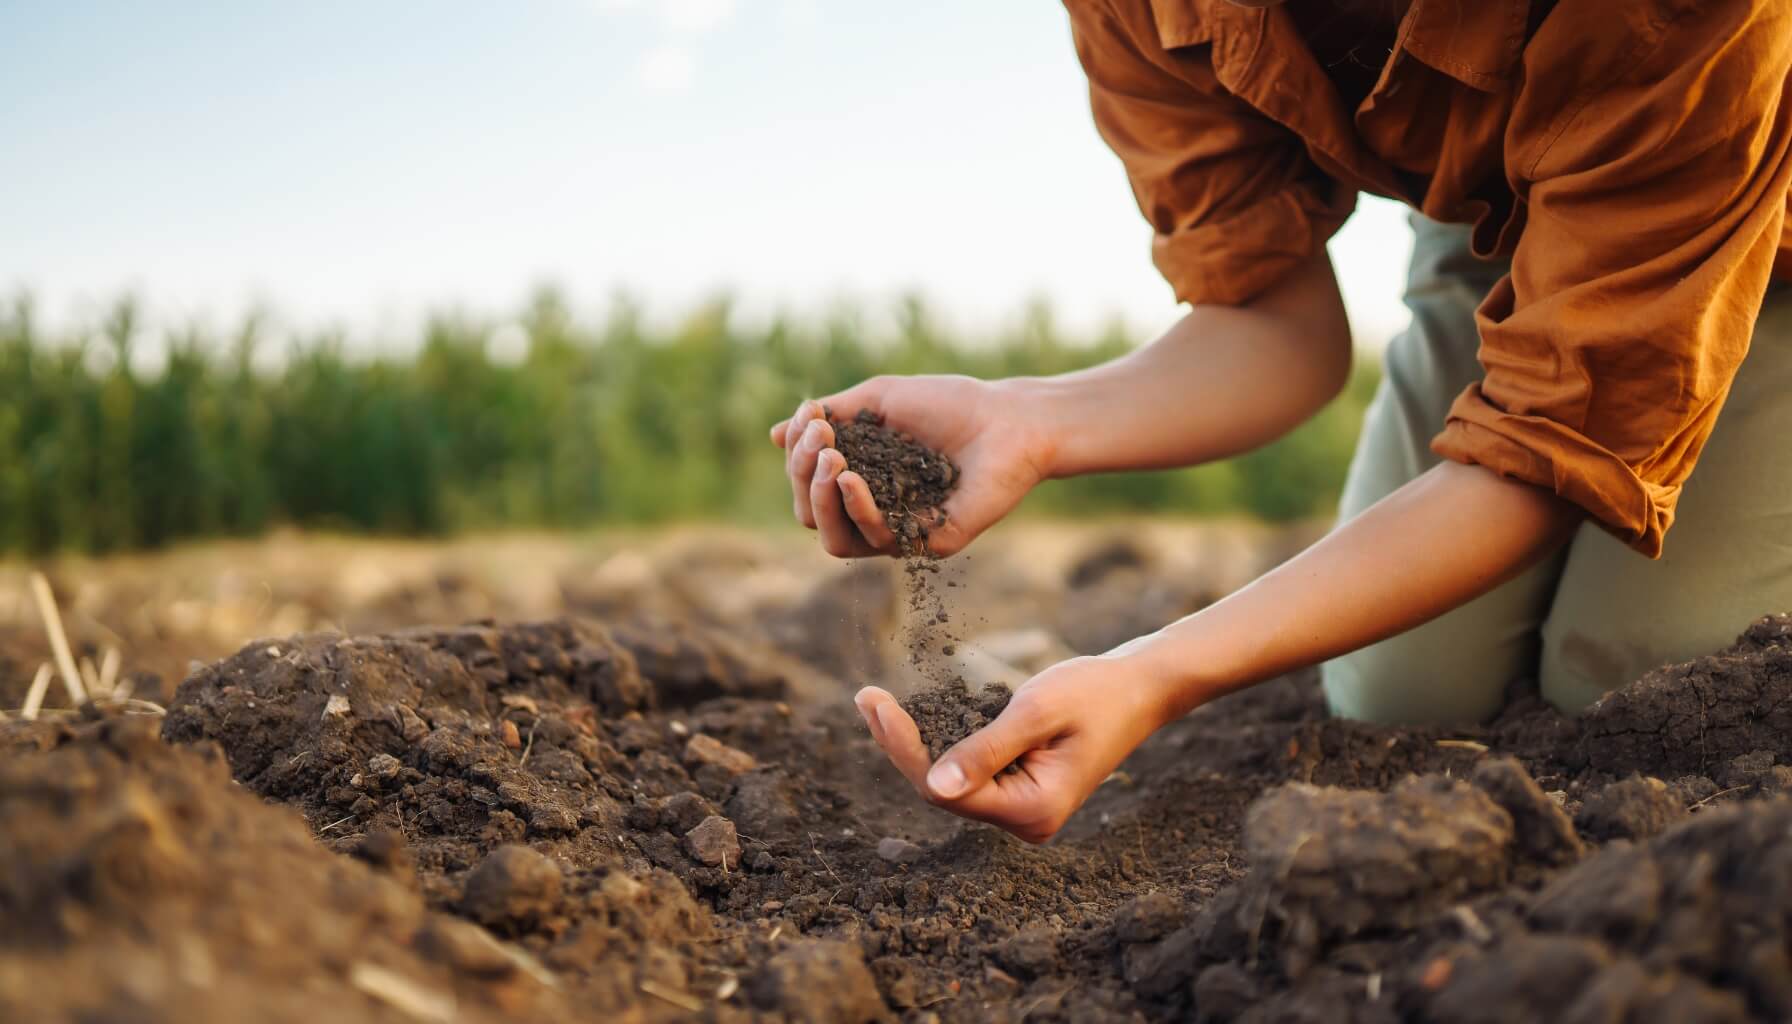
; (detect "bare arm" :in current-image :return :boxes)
[773,251,1354,556]
[1136,461,1582,717]
[1025,250,1354,477]
[856,460,1583,843]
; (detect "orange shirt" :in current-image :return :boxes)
[1066,0,1792,556]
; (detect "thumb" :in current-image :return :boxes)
[926,697,1052,800]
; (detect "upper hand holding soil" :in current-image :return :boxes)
[853,654,1173,844]
[770,375,1056,557]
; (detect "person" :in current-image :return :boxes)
[770,0,1792,844]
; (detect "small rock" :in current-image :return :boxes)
[528,804,578,836]
[982,964,1020,999]
[746,940,888,1023]
[1193,963,1261,1024]
[500,720,522,750]
[1575,776,1684,842]
[726,772,799,838]
[462,844,563,928]
[686,815,741,869]
[366,753,402,783]
[992,925,1058,979]
[1123,924,1200,998]
[1471,757,1584,866]
[876,837,922,865]
[498,694,539,715]
[683,734,758,776]
[1114,891,1182,943]
[1721,751,1778,791]
[657,791,721,833]
[395,704,429,744]
[351,828,411,875]
[322,694,351,720]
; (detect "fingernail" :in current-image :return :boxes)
[804,419,825,446]
[928,761,968,799]
[818,450,840,479]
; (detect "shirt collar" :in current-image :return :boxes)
[1147,1,1532,93]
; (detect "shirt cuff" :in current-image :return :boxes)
[1151,182,1355,307]
[1432,384,1680,558]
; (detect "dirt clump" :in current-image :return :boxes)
[746,939,889,1023]
[829,409,958,553]
[462,844,564,930]
[1430,798,1792,1021]
[1574,776,1684,842]
[1577,616,1792,777]
[900,676,1014,763]
[0,716,563,1023]
[1238,775,1519,966]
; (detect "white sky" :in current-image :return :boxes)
[0,0,1415,347]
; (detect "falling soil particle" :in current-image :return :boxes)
[829,408,968,690]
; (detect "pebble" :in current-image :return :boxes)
[686,815,741,869]
[366,753,402,782]
[462,844,563,927]
[683,734,758,776]
[500,720,522,750]
[876,837,922,864]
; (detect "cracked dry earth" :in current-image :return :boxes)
[8,602,1792,1022]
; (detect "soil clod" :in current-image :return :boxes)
[829,409,958,552]
[900,677,1013,763]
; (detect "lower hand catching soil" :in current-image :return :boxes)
[770,375,1056,557]
[854,652,1170,844]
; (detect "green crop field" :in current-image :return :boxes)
[0,290,1377,555]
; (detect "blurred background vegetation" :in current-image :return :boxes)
[0,289,1379,555]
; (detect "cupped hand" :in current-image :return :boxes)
[852,654,1171,844]
[769,375,1055,558]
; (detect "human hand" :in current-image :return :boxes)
[853,654,1171,844]
[769,375,1056,558]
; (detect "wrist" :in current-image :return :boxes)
[989,375,1074,480]
[1107,619,1230,727]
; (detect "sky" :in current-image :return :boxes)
[0,0,1416,347]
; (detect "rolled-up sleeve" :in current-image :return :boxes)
[1064,0,1354,306]
[1433,0,1792,557]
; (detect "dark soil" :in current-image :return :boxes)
[829,409,957,553]
[9,599,1792,1021]
[900,677,1013,762]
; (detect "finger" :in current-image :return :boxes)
[788,418,832,528]
[858,689,934,793]
[931,765,1057,841]
[812,449,877,557]
[836,471,899,552]
[927,696,1052,801]
[770,419,790,446]
[853,687,887,745]
[783,400,824,477]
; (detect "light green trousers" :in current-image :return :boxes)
[1322,214,1792,725]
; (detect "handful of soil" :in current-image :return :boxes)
[829,409,958,553]
[901,678,1015,765]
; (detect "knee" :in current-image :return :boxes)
[1322,636,1513,726]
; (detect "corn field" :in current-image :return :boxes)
[0,289,1378,554]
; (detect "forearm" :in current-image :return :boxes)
[1012,253,1353,478]
[1125,461,1584,721]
